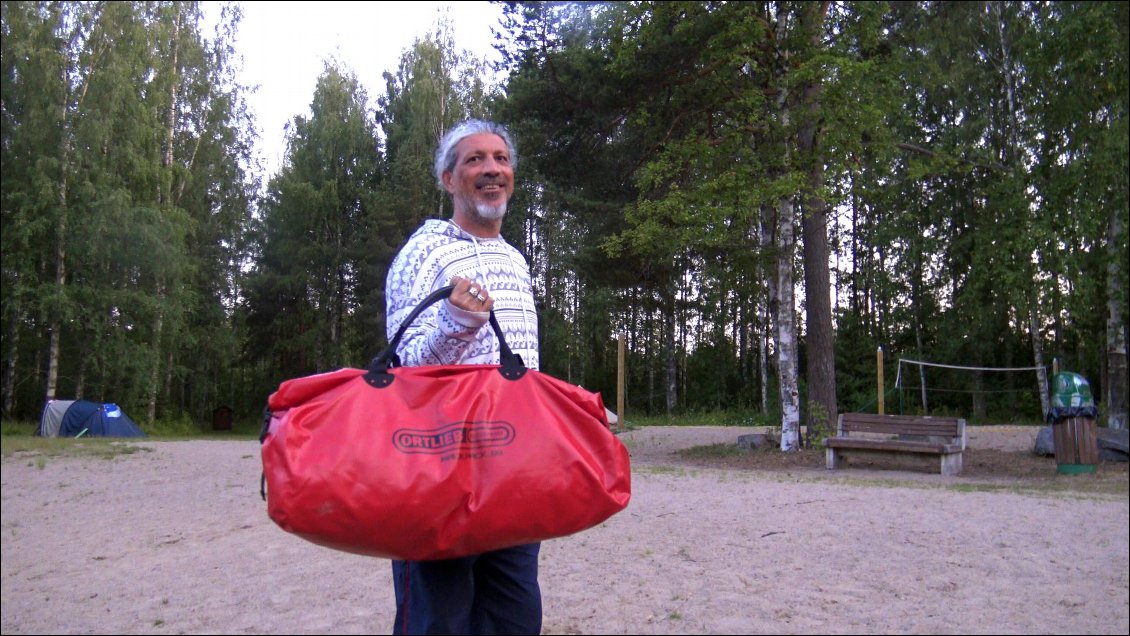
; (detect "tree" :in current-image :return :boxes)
[244,64,381,389]
[2,1,254,422]
[1,0,71,415]
[1027,2,1128,428]
[369,22,499,356]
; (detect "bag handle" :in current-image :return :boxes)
[364,285,526,387]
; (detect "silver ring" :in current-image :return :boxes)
[468,287,479,296]
[475,293,487,303]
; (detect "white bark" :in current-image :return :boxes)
[993,3,1052,420]
[760,303,769,414]
[773,5,801,451]
[1031,309,1051,417]
[776,195,801,452]
[45,4,104,404]
[755,214,770,414]
[759,206,776,419]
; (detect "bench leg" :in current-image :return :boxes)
[940,452,963,476]
[826,447,839,470]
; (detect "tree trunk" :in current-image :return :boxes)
[777,195,801,452]
[664,294,677,415]
[797,0,836,443]
[647,316,655,414]
[1107,206,1128,430]
[1030,307,1051,418]
[759,320,769,414]
[45,164,69,404]
[800,165,836,435]
[161,4,181,200]
[46,4,103,404]
[2,306,21,418]
[75,338,87,399]
[45,105,72,404]
[164,347,176,417]
[144,5,183,424]
[972,370,986,421]
[772,3,801,451]
[992,3,1053,422]
[145,293,165,425]
[759,204,775,417]
[915,326,928,413]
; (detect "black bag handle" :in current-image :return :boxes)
[364,285,526,387]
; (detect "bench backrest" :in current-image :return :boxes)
[838,413,966,447]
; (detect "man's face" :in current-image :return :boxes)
[443,133,514,221]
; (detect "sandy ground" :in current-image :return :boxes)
[2,426,1127,635]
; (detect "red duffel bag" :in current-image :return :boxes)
[260,285,631,560]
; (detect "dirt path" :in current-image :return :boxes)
[2,427,1126,634]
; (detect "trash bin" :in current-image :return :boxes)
[1046,372,1100,474]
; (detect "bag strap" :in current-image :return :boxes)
[364,284,526,387]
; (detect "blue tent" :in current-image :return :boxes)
[37,400,145,438]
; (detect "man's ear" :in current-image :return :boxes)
[441,171,456,194]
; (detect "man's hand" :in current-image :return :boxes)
[449,276,495,313]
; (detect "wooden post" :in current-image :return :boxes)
[617,333,626,431]
[877,346,885,415]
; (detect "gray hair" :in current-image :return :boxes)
[434,119,518,189]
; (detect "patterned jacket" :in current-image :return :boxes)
[385,219,539,370]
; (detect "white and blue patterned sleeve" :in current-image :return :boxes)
[385,235,487,367]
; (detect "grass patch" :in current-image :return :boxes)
[1,436,150,462]
[658,437,1128,500]
[817,473,1128,499]
[634,464,700,478]
[1,415,261,462]
[2,417,262,441]
[674,443,749,459]
[1,420,39,436]
[624,409,777,429]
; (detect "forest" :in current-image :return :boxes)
[2,1,1127,442]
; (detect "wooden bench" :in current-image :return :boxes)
[824,413,967,476]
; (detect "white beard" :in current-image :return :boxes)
[474,201,507,220]
[453,186,509,226]
[457,191,508,222]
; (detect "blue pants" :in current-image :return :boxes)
[391,542,542,635]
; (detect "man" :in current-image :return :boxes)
[384,119,541,635]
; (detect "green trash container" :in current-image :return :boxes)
[1047,372,1099,474]
[1052,372,1094,409]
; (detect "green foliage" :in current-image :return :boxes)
[3,2,1125,432]
[242,64,382,390]
[2,1,255,424]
